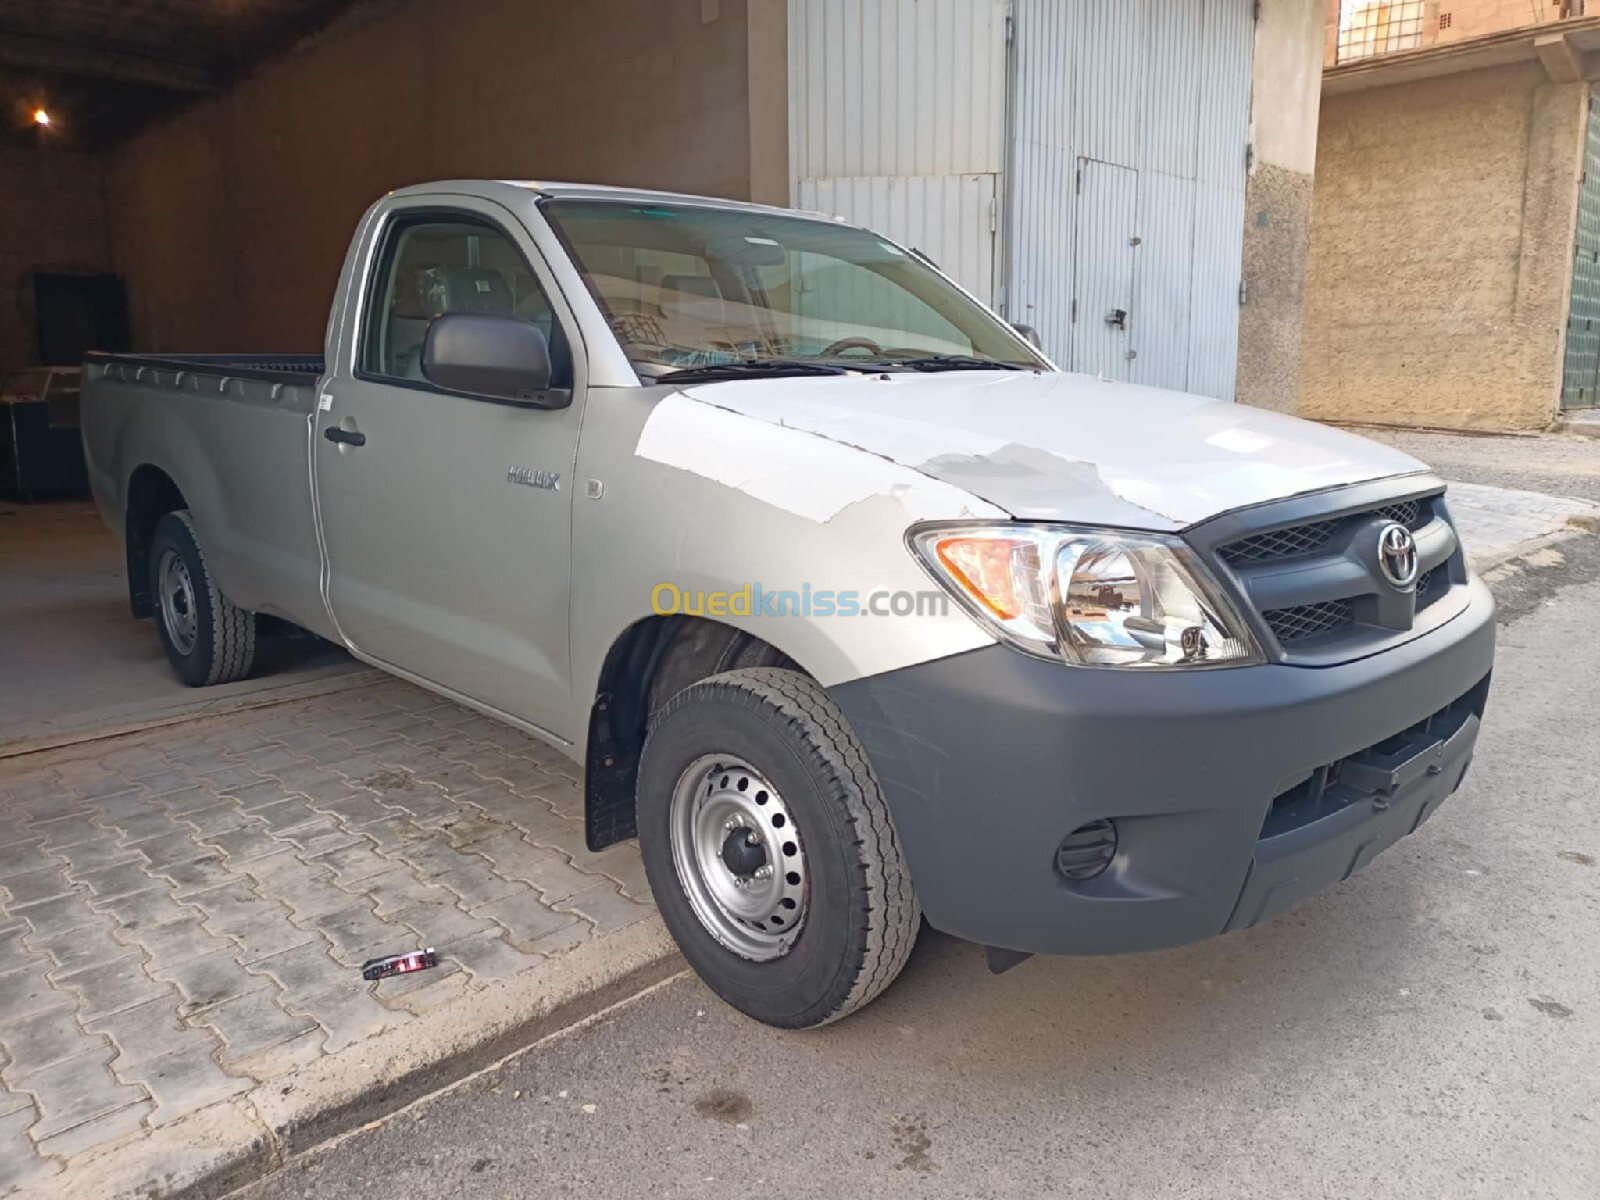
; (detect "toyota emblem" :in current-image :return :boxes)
[1377,522,1419,590]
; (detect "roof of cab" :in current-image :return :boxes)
[385,179,843,224]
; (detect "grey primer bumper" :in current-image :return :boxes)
[828,577,1496,957]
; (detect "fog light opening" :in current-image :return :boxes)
[1055,819,1118,881]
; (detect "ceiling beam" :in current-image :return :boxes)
[1534,31,1585,82]
[0,31,219,93]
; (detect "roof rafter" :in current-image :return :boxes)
[0,30,220,94]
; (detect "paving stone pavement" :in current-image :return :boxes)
[0,473,1587,1194]
[0,679,654,1191]
[1445,480,1599,567]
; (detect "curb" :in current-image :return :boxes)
[0,665,383,761]
[1552,413,1600,440]
[1465,517,1599,577]
[1322,418,1549,440]
[20,920,684,1200]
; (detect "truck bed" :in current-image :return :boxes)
[83,351,324,383]
[80,349,330,640]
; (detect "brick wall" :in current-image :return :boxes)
[1299,62,1584,430]
[1433,0,1577,44]
[0,148,111,373]
[1326,0,1578,65]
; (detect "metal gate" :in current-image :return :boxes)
[1562,88,1600,410]
[1005,0,1255,396]
[787,0,1008,306]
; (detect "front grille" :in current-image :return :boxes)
[1219,521,1339,565]
[1415,568,1435,606]
[1262,599,1355,643]
[1373,499,1422,527]
[1219,499,1426,567]
[1267,567,1445,644]
[1195,486,1466,663]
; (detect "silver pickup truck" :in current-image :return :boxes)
[82,180,1495,1028]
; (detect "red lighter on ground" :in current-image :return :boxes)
[361,948,438,981]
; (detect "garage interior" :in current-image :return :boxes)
[2,0,784,369]
[0,0,794,740]
[1,0,1326,743]
[0,0,387,742]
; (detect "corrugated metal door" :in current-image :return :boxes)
[1006,0,1254,397]
[1562,88,1600,410]
[1073,160,1138,380]
[787,0,1008,304]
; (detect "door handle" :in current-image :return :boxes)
[324,427,366,447]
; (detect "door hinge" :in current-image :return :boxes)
[1070,298,1079,323]
[1239,278,1249,306]
[1252,0,1261,21]
[1005,9,1015,42]
[989,195,998,233]
[1075,166,1083,195]
[1245,143,1254,171]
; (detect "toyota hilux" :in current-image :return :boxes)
[80,181,1494,1027]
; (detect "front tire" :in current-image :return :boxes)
[638,667,919,1028]
[148,510,258,687]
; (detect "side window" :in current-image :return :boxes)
[360,214,573,388]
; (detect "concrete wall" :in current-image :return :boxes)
[1237,0,1327,413]
[1300,62,1584,430]
[0,148,111,373]
[108,0,780,354]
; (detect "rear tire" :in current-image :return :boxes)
[148,510,258,687]
[638,667,919,1028]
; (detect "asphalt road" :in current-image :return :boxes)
[240,557,1600,1200]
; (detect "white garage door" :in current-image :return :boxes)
[787,0,1008,306]
[1006,0,1255,397]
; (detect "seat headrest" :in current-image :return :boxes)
[658,274,725,324]
[660,274,722,301]
[396,266,514,319]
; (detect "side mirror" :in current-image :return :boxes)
[422,313,566,407]
[1010,322,1043,350]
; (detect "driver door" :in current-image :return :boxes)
[313,200,583,737]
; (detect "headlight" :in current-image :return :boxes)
[909,523,1264,669]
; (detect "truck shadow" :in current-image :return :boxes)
[815,859,1447,1101]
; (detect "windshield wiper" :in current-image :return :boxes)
[656,359,849,385]
[865,354,1025,372]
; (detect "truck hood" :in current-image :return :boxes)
[679,370,1427,530]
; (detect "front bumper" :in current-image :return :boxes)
[828,576,1495,956]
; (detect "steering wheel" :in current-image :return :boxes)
[818,336,883,357]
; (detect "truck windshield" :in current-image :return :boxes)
[540,199,1044,378]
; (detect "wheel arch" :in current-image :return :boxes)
[583,615,798,851]
[125,464,188,618]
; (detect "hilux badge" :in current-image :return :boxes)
[508,466,560,491]
[1377,522,1419,590]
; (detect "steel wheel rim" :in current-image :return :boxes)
[668,754,809,961]
[157,548,198,656]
